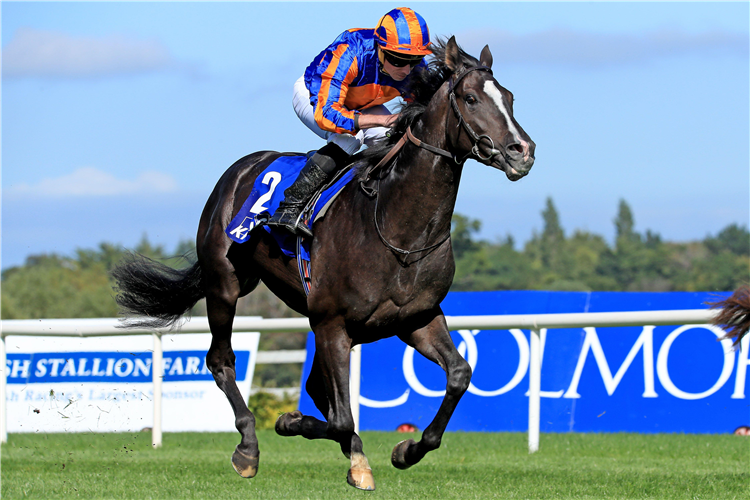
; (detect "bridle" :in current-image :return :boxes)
[447,65,504,164]
[366,64,502,262]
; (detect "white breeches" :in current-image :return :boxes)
[292,75,391,155]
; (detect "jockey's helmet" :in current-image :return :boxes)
[374,7,432,56]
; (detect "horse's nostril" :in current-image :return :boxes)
[507,144,523,155]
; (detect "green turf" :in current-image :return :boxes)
[1,431,747,499]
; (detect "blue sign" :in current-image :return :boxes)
[299,291,749,434]
[5,350,249,384]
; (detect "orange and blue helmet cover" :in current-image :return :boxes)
[375,7,431,56]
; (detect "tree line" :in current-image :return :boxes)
[451,198,748,293]
[2,198,747,322]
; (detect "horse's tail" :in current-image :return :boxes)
[111,252,205,330]
[709,284,750,347]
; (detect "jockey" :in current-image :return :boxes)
[266,7,432,238]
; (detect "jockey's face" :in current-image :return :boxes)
[379,49,420,81]
[382,58,412,81]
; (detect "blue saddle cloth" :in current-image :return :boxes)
[225,154,356,293]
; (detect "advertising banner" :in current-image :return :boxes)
[299,291,748,433]
[5,333,259,433]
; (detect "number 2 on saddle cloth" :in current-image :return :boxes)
[225,154,356,295]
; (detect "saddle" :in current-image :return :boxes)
[225,154,356,295]
[358,133,408,197]
[225,133,413,293]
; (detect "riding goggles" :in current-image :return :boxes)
[383,50,424,68]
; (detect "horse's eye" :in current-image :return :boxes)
[465,94,477,105]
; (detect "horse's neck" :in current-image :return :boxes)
[376,115,462,248]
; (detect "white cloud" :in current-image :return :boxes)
[456,28,749,67]
[2,27,174,78]
[9,167,178,197]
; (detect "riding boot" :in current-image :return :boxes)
[266,144,349,238]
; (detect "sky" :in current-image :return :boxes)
[2,1,748,271]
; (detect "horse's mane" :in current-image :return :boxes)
[354,38,480,173]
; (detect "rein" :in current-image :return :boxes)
[365,127,454,262]
[364,64,497,262]
[373,172,451,262]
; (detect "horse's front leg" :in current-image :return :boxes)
[392,311,472,469]
[313,320,375,491]
[203,261,260,479]
[276,352,334,439]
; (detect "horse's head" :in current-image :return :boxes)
[441,37,535,181]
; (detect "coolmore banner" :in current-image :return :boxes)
[5,333,259,433]
[299,291,749,434]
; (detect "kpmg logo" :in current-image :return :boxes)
[5,351,250,384]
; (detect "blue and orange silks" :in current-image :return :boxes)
[303,28,427,136]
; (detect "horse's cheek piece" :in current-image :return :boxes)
[448,66,506,165]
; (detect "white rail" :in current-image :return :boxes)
[0,316,310,447]
[1,309,718,452]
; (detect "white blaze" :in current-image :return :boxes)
[483,81,529,157]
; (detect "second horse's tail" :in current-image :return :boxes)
[111,252,205,330]
[710,285,750,347]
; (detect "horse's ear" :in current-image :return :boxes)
[479,45,493,69]
[445,36,461,72]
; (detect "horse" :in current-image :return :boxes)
[710,284,750,347]
[111,37,536,491]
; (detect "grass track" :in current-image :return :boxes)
[2,431,747,499]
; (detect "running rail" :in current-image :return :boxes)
[1,309,718,451]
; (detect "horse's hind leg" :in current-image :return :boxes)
[203,256,260,478]
[392,311,472,469]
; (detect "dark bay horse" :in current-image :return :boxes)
[112,37,536,490]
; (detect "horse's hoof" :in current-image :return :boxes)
[231,448,259,478]
[347,467,375,491]
[275,410,303,436]
[391,439,416,470]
